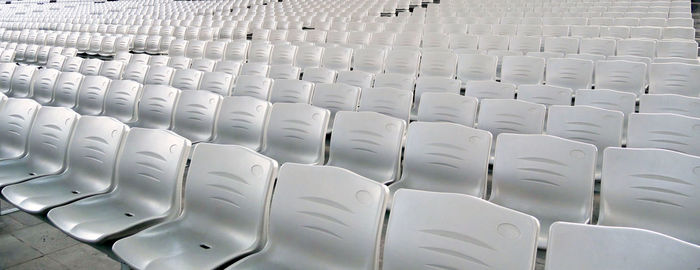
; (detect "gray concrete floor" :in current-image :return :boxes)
[0,199,121,270]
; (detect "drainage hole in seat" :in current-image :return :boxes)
[71,190,80,194]
[28,172,36,176]
[124,212,134,217]
[199,244,211,250]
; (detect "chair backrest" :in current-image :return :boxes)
[80,58,103,76]
[204,41,226,61]
[75,76,111,116]
[269,79,314,104]
[31,69,60,105]
[172,90,222,143]
[328,111,406,183]
[546,222,700,270]
[294,45,324,69]
[99,60,125,80]
[575,89,636,118]
[546,58,594,91]
[61,56,84,72]
[62,116,127,191]
[261,103,329,165]
[0,63,16,94]
[547,105,624,176]
[103,80,142,123]
[0,98,39,160]
[23,106,80,175]
[517,84,572,106]
[168,56,192,70]
[112,128,190,218]
[123,63,149,84]
[247,42,273,64]
[466,81,517,100]
[358,87,413,124]
[413,77,461,113]
[214,60,242,76]
[417,92,478,127]
[133,85,181,129]
[419,51,457,78]
[352,47,386,74]
[224,40,249,61]
[649,63,700,97]
[9,65,36,98]
[384,189,539,270]
[51,72,84,108]
[232,75,273,101]
[301,67,336,84]
[181,143,278,251]
[199,71,234,96]
[241,163,386,269]
[490,133,597,248]
[501,56,545,86]
[212,96,270,151]
[144,66,175,86]
[579,38,616,57]
[270,44,298,65]
[639,94,700,118]
[595,60,647,96]
[310,82,361,130]
[656,40,698,59]
[616,38,656,59]
[385,48,421,76]
[321,46,353,71]
[171,69,203,91]
[509,35,542,53]
[627,113,700,157]
[392,122,492,197]
[457,54,497,85]
[477,99,546,138]
[599,147,700,246]
[373,73,415,92]
[544,37,580,54]
[335,70,373,89]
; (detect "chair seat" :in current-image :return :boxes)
[114,220,248,270]
[0,159,48,187]
[48,195,170,243]
[2,173,111,214]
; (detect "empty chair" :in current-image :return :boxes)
[269,79,314,104]
[224,40,250,62]
[214,61,242,76]
[51,72,85,108]
[489,133,597,248]
[419,51,457,78]
[199,72,234,96]
[359,87,413,124]
[631,26,663,39]
[465,81,516,100]
[80,58,103,76]
[639,94,700,118]
[310,83,361,131]
[601,26,631,39]
[2,116,127,213]
[190,59,217,73]
[62,56,84,73]
[31,69,60,105]
[232,75,273,101]
[517,24,543,36]
[388,122,492,198]
[417,93,479,127]
[457,54,497,86]
[9,65,36,98]
[145,66,175,86]
[501,56,545,86]
[211,96,270,151]
[129,54,151,66]
[598,147,700,245]
[627,113,700,156]
[294,45,324,69]
[226,163,388,270]
[546,58,594,91]
[0,98,39,161]
[130,85,181,130]
[477,99,546,138]
[74,76,112,116]
[449,34,479,50]
[270,44,298,65]
[384,49,421,77]
[247,43,273,64]
[47,128,191,243]
[478,35,509,51]
[352,48,386,74]
[571,26,601,38]
[321,47,353,71]
[103,80,142,123]
[663,27,695,39]
[335,70,373,89]
[123,63,150,84]
[422,32,450,49]
[0,107,79,188]
[113,143,278,270]
[617,39,656,59]
[327,111,406,183]
[373,73,415,92]
[657,40,698,59]
[302,67,336,84]
[595,60,647,96]
[517,84,573,106]
[508,36,542,54]
[172,90,222,143]
[547,105,624,177]
[383,190,538,270]
[99,60,125,80]
[0,63,15,95]
[545,222,700,270]
[185,40,207,59]
[261,103,329,165]
[171,69,203,91]
[649,63,700,97]
[544,37,580,55]
[168,56,192,70]
[204,41,227,61]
